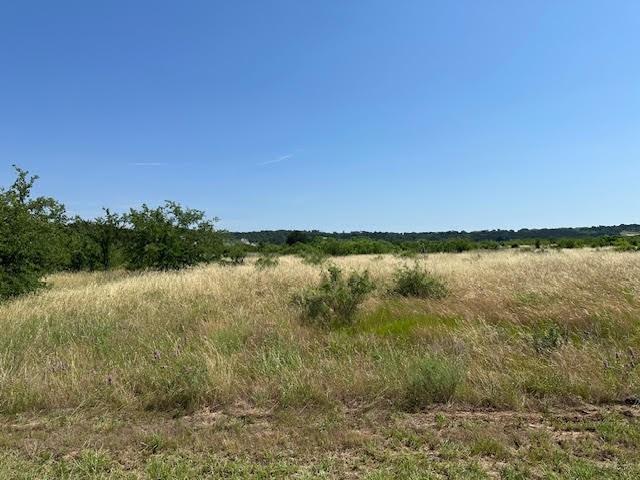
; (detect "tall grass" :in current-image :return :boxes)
[0,250,639,414]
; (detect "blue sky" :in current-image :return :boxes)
[1,1,639,232]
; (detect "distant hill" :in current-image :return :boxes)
[231,224,640,245]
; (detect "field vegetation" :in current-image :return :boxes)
[2,167,640,477]
[1,250,639,477]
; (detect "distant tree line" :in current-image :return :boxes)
[244,231,639,257]
[233,224,640,245]
[1,166,638,301]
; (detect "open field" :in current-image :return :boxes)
[1,250,639,478]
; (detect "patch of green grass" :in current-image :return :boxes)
[404,356,465,409]
[530,321,566,353]
[469,433,510,460]
[513,291,551,306]
[542,459,640,479]
[141,432,175,454]
[210,325,252,354]
[132,349,212,412]
[596,414,640,448]
[500,463,531,480]
[354,306,458,337]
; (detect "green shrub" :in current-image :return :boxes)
[391,263,448,299]
[136,351,211,412]
[123,201,223,271]
[66,209,122,271]
[255,254,279,269]
[293,265,375,327]
[221,244,247,265]
[299,247,328,265]
[0,166,67,300]
[286,230,311,245]
[404,356,463,409]
[615,239,639,252]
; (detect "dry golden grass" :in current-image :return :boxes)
[1,249,640,478]
[1,249,639,415]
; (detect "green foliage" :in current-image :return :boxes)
[0,166,67,300]
[469,434,510,459]
[311,237,398,256]
[123,201,223,270]
[239,229,640,255]
[293,265,375,327]
[298,247,329,265]
[391,263,448,299]
[255,254,279,269]
[554,238,584,249]
[286,230,310,245]
[404,356,463,409]
[354,306,458,337]
[136,351,211,411]
[93,208,122,270]
[67,219,102,271]
[221,244,247,265]
[67,209,122,271]
[531,322,566,353]
[615,238,640,251]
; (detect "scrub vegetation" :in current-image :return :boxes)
[1,250,639,478]
[2,167,640,477]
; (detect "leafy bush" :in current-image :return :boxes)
[311,237,397,256]
[293,265,375,327]
[299,247,329,265]
[221,244,247,265]
[391,263,448,299]
[286,230,311,245]
[615,239,639,252]
[91,208,122,270]
[555,238,582,249]
[404,356,463,409]
[66,209,122,271]
[67,225,101,271]
[255,254,279,269]
[0,166,67,300]
[123,201,223,270]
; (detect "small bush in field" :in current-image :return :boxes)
[299,248,328,266]
[222,245,247,265]
[391,263,448,299]
[404,356,463,409]
[293,265,375,327]
[615,239,639,252]
[255,254,279,269]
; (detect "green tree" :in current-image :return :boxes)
[123,201,222,270]
[93,208,122,270]
[66,218,101,271]
[0,166,67,300]
[286,230,310,246]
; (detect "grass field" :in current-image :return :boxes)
[1,250,639,478]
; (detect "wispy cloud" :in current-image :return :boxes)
[258,154,293,166]
[128,162,167,167]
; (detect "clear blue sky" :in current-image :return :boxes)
[1,1,639,232]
